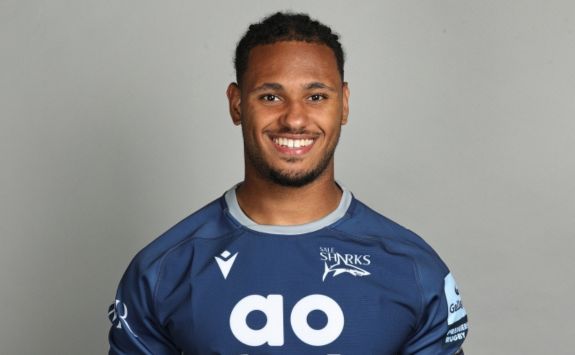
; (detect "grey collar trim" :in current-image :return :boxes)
[224,183,352,235]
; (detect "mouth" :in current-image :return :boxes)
[270,136,316,155]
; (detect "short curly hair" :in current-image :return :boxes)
[234,12,345,84]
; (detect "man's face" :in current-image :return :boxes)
[227,41,349,187]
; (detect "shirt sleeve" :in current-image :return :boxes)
[401,271,469,354]
[108,256,180,355]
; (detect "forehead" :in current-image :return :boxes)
[242,41,341,88]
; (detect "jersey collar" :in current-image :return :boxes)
[224,183,353,235]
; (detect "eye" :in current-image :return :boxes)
[308,94,327,102]
[260,94,280,102]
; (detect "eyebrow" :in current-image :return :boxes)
[250,82,338,93]
[304,82,337,92]
[250,83,283,93]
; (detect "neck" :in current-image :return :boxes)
[235,166,342,226]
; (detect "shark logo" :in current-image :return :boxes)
[320,247,371,282]
[322,260,370,281]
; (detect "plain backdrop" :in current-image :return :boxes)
[1,0,574,354]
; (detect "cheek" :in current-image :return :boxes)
[316,112,343,133]
[245,109,281,135]
[241,119,268,147]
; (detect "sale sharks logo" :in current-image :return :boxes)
[320,247,371,282]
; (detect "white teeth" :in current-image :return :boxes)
[273,138,314,148]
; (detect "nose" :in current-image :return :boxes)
[280,99,308,131]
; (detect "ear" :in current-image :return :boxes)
[226,82,242,125]
[341,82,350,125]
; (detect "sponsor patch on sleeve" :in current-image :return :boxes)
[108,300,138,338]
[443,273,468,346]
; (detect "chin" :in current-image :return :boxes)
[268,167,325,187]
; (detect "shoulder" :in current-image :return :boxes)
[335,197,468,349]
[333,196,454,315]
[121,195,240,287]
[335,197,450,276]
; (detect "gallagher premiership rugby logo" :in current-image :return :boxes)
[320,247,371,282]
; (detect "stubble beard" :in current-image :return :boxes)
[243,131,340,188]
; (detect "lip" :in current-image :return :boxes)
[268,134,317,156]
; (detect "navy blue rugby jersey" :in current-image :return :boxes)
[108,185,468,354]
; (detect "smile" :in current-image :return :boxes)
[273,137,314,148]
[270,136,317,155]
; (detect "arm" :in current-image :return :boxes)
[108,257,180,355]
[401,272,468,354]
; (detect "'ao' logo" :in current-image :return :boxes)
[229,294,344,347]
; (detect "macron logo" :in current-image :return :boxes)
[215,250,238,279]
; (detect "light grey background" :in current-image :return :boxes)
[1,0,574,354]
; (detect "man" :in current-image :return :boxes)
[108,12,468,354]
